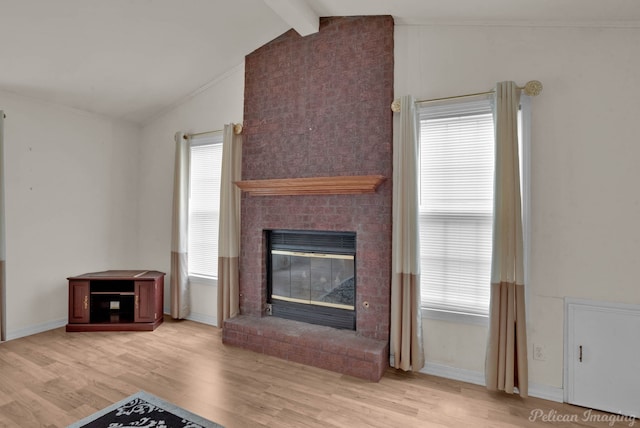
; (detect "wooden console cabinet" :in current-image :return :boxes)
[66,270,164,332]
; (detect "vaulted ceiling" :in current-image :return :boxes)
[1,0,639,124]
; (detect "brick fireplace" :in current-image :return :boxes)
[222,16,394,381]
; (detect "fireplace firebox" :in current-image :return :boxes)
[267,230,356,330]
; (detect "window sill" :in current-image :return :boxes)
[421,308,489,327]
[188,275,218,287]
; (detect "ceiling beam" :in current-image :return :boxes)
[263,0,319,36]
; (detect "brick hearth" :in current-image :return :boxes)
[224,315,388,382]
[222,16,394,381]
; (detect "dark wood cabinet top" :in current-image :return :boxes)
[68,270,165,281]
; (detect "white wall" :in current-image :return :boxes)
[0,90,140,339]
[5,20,637,400]
[395,24,640,397]
[138,64,245,326]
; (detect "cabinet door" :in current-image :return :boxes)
[566,302,640,417]
[135,281,156,323]
[68,280,90,323]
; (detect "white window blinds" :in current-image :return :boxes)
[188,135,223,279]
[418,97,494,316]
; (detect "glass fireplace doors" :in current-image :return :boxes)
[267,230,356,330]
[271,250,354,310]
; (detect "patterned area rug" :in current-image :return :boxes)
[67,391,224,428]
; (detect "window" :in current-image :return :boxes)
[418,96,529,322]
[188,134,223,283]
[418,97,494,319]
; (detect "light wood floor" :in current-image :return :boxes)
[0,317,628,427]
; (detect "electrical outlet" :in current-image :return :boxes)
[533,344,546,361]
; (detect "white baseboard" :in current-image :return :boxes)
[6,318,67,341]
[185,311,218,327]
[163,308,218,327]
[528,382,564,403]
[5,311,218,342]
[421,362,486,386]
[420,362,564,403]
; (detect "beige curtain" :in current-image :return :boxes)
[390,95,425,371]
[217,124,242,326]
[485,81,528,397]
[0,111,5,341]
[170,132,190,319]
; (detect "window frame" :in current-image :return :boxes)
[418,95,531,326]
[187,132,224,287]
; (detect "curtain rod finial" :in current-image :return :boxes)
[391,99,401,112]
[523,80,543,96]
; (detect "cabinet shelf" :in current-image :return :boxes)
[90,291,135,295]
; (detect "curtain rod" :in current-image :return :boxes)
[390,80,543,112]
[183,123,243,140]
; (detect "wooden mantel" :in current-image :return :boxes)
[235,175,386,196]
